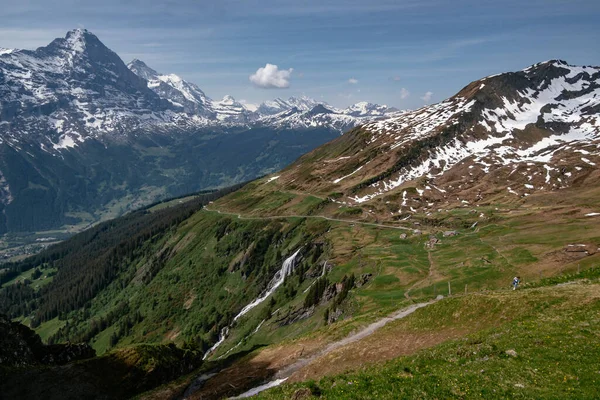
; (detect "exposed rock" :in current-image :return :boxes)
[292,388,313,399]
[275,306,315,327]
[40,343,96,365]
[0,314,95,368]
[443,230,459,237]
[327,307,343,324]
[399,233,408,239]
[355,273,373,288]
[505,349,518,357]
[321,284,338,303]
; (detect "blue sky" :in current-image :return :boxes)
[1,0,599,109]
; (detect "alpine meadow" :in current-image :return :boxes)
[1,1,600,399]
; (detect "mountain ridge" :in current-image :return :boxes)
[1,28,400,153]
[125,55,401,130]
[248,59,600,221]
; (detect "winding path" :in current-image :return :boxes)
[233,298,442,398]
[203,208,412,231]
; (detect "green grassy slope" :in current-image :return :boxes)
[4,181,600,361]
[256,279,600,399]
[1,166,599,399]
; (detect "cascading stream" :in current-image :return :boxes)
[202,249,302,360]
[234,249,302,322]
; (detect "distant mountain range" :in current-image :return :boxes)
[126,57,400,129]
[0,28,400,148]
[0,29,400,234]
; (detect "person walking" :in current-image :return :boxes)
[512,276,521,290]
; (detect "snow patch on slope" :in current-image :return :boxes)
[349,62,600,204]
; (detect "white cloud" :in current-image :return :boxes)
[249,63,293,89]
[421,91,433,102]
[348,78,358,84]
[400,88,410,99]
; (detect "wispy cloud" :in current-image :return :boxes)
[400,88,410,99]
[348,78,359,84]
[249,63,294,89]
[0,28,66,49]
[239,0,435,17]
[421,91,433,102]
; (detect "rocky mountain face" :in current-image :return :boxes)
[274,60,600,215]
[128,58,213,117]
[257,96,321,115]
[0,29,173,144]
[0,29,398,234]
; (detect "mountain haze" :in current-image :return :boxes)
[0,29,398,236]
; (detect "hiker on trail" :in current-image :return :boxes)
[512,276,521,290]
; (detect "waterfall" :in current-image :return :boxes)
[303,260,328,294]
[202,249,301,359]
[231,378,289,399]
[233,249,301,322]
[203,326,229,360]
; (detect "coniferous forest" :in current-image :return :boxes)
[0,182,247,324]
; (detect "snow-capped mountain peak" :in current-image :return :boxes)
[126,56,400,128]
[64,28,88,52]
[1,29,403,151]
[127,58,212,116]
[344,101,400,117]
[211,95,248,122]
[0,28,165,150]
[220,95,237,105]
[127,59,160,81]
[257,96,322,115]
[276,60,600,210]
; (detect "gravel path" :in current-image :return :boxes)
[234,298,442,398]
[203,208,412,231]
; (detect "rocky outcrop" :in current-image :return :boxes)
[0,314,95,368]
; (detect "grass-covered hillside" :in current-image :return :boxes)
[1,163,599,398]
[255,277,600,399]
[3,173,600,357]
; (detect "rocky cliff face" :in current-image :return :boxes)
[0,314,202,400]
